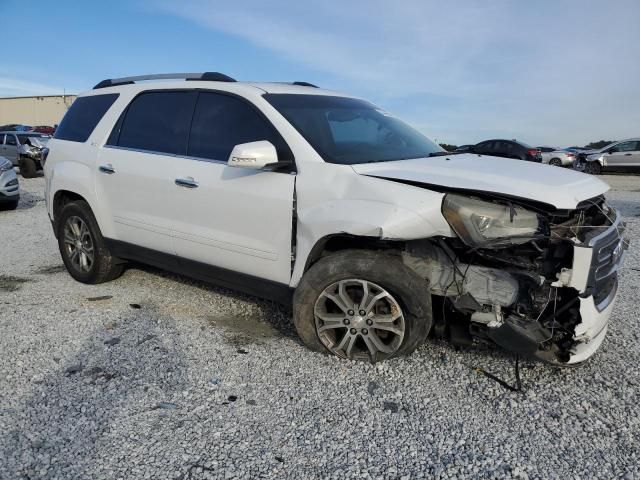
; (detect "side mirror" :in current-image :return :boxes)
[228,141,278,170]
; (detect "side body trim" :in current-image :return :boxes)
[104,238,293,305]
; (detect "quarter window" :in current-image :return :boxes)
[115,91,197,155]
[188,92,289,161]
[55,93,119,142]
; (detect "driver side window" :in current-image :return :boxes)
[612,141,637,153]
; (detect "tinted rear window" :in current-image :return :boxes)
[55,94,119,142]
[114,91,197,155]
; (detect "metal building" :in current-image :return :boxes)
[0,95,77,127]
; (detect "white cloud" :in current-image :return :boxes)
[0,77,67,97]
[159,0,640,146]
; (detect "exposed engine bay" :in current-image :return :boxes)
[402,194,628,365]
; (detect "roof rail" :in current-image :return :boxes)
[93,72,236,89]
[292,81,319,88]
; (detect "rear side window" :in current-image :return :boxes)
[55,93,119,142]
[114,91,197,156]
[188,92,291,161]
[5,134,17,146]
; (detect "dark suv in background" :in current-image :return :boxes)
[472,139,542,162]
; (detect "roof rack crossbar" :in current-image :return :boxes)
[93,72,236,89]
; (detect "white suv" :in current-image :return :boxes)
[44,72,627,365]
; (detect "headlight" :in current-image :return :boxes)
[0,158,12,173]
[442,194,543,247]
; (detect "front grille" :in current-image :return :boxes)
[584,215,627,309]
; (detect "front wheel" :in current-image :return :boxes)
[57,200,124,284]
[293,250,433,362]
[584,161,602,175]
[18,156,38,178]
[0,199,19,211]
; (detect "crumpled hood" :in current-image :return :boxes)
[26,137,50,148]
[352,153,610,209]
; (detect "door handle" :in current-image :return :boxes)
[99,164,116,174]
[175,177,199,188]
[624,153,632,156]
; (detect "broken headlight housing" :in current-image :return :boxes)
[442,194,544,247]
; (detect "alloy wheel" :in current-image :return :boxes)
[313,279,405,362]
[63,216,95,273]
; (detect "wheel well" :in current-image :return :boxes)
[53,190,87,231]
[303,234,405,273]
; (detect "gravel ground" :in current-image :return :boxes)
[1,174,639,480]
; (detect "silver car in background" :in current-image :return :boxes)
[0,131,50,178]
[574,138,640,174]
[0,156,19,210]
[537,146,576,167]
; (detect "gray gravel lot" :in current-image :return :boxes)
[1,174,639,479]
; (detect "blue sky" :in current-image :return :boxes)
[1,0,639,146]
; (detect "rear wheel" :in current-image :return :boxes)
[293,250,433,362]
[18,156,38,178]
[57,200,124,284]
[549,158,562,167]
[584,161,602,175]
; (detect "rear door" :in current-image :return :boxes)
[170,91,296,284]
[97,90,197,256]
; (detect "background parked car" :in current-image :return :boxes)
[0,155,19,210]
[472,139,542,162]
[574,138,640,174]
[0,131,50,178]
[537,146,576,167]
[454,144,474,153]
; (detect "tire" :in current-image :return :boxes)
[549,158,562,167]
[56,200,124,284]
[584,161,602,175]
[18,156,38,178]
[0,199,19,211]
[293,249,433,362]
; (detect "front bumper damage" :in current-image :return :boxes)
[403,203,628,365]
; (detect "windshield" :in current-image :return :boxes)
[598,142,617,152]
[264,94,443,164]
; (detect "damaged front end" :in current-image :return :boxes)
[403,194,628,365]
[18,136,50,166]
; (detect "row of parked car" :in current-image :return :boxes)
[0,130,50,178]
[0,127,54,210]
[451,138,640,173]
[0,124,56,135]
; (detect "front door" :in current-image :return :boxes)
[170,91,296,284]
